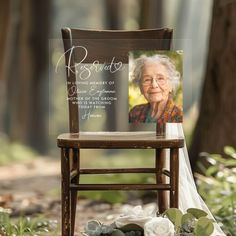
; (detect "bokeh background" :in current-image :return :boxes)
[0,0,236,235]
[1,0,235,168]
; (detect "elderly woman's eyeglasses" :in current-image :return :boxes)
[142,75,168,86]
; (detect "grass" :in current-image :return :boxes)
[0,209,58,236]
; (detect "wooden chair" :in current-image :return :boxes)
[57,28,184,236]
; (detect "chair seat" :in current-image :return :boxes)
[57,132,184,149]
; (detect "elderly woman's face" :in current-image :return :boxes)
[141,62,171,103]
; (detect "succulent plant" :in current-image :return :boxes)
[84,220,103,236]
[101,223,116,235]
[84,220,117,236]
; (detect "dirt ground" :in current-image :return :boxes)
[0,157,149,235]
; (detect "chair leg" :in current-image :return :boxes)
[170,148,179,208]
[70,191,77,235]
[71,149,80,235]
[156,149,168,213]
[61,148,71,236]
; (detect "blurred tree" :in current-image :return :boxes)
[0,0,10,132]
[105,0,120,29]
[190,0,236,170]
[2,0,51,153]
[140,0,163,28]
[104,0,120,131]
[0,0,9,79]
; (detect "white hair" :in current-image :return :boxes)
[132,54,181,94]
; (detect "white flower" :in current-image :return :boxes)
[115,205,156,228]
[144,217,175,236]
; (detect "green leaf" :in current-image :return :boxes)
[164,208,183,228]
[101,224,116,235]
[181,213,195,225]
[194,217,214,236]
[209,154,225,163]
[84,220,102,236]
[205,165,219,176]
[225,159,236,167]
[181,223,194,233]
[187,208,207,219]
[224,146,236,158]
[119,224,143,232]
[85,220,101,230]
[111,229,126,236]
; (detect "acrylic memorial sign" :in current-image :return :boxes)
[52,39,183,132]
[128,50,183,124]
[64,45,122,120]
[54,40,128,131]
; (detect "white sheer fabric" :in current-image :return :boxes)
[167,123,225,236]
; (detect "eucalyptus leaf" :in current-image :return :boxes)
[206,166,219,176]
[209,154,225,163]
[187,208,207,219]
[181,233,194,236]
[224,146,236,158]
[84,220,102,236]
[181,223,193,233]
[84,220,101,230]
[194,217,214,236]
[181,213,195,225]
[111,229,126,236]
[164,208,183,228]
[119,224,143,232]
[225,159,236,167]
[101,224,116,234]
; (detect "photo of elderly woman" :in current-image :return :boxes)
[129,51,183,124]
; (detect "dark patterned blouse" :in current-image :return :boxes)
[129,99,183,124]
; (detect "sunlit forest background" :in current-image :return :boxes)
[0,0,236,235]
[0,0,215,159]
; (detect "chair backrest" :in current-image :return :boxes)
[61,28,173,133]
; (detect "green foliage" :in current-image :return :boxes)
[79,172,154,204]
[83,221,143,236]
[128,84,146,110]
[197,146,236,235]
[0,136,36,165]
[84,220,103,236]
[181,213,195,225]
[186,209,207,219]
[194,217,214,236]
[111,229,125,236]
[0,211,58,236]
[164,208,183,228]
[119,224,143,233]
[84,208,213,236]
[79,190,128,204]
[164,208,214,236]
